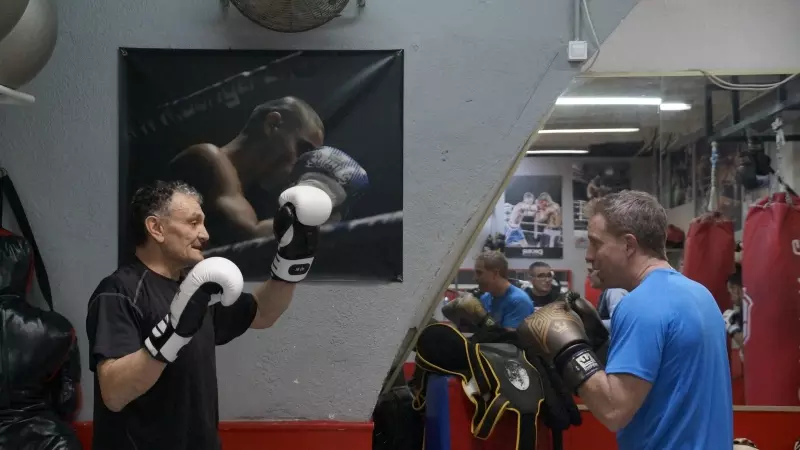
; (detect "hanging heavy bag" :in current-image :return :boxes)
[0,170,83,450]
[742,192,800,406]
[682,211,736,312]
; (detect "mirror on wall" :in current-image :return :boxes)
[418,73,800,410]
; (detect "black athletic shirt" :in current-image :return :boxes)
[85,258,258,450]
[527,286,561,308]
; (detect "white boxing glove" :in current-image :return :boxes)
[270,185,333,283]
[722,308,742,335]
[144,257,243,363]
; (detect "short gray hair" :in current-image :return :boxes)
[585,190,667,259]
[130,180,203,246]
[475,250,509,277]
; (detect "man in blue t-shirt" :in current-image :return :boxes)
[518,191,732,450]
[473,250,534,329]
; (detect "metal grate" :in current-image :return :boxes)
[229,0,350,33]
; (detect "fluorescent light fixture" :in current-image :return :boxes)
[526,149,589,155]
[659,102,692,111]
[556,97,692,111]
[556,96,662,106]
[538,127,640,134]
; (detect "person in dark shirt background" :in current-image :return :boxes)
[524,261,561,307]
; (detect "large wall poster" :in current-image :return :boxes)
[119,49,404,281]
[572,163,631,248]
[502,175,564,259]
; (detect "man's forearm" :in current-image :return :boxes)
[576,371,629,432]
[251,279,297,329]
[97,349,166,412]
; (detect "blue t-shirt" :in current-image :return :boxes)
[479,284,534,328]
[606,268,732,450]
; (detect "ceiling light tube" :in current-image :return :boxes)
[538,127,640,134]
[526,149,589,155]
[659,102,692,111]
[556,96,662,106]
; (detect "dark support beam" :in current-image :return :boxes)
[704,83,714,139]
[708,81,800,143]
[730,76,742,138]
[714,134,800,143]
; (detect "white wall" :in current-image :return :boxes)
[461,156,654,295]
[589,0,800,74]
[0,0,638,421]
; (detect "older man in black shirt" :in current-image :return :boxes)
[86,180,331,450]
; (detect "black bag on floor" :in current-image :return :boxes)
[372,385,425,450]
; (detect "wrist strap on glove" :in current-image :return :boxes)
[271,254,314,283]
[144,314,191,363]
[556,345,602,394]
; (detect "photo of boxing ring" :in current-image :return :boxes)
[118,49,404,281]
[571,162,630,248]
[502,175,563,259]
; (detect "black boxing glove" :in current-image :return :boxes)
[565,292,609,350]
[517,301,602,393]
[270,185,333,283]
[291,146,369,219]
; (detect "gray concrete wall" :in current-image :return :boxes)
[0,0,637,421]
[590,0,800,74]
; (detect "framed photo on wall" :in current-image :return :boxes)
[118,49,404,281]
[502,175,563,259]
[571,162,631,248]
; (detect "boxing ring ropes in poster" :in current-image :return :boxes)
[118,49,404,282]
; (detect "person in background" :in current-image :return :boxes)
[525,261,561,307]
[590,269,628,329]
[723,267,745,354]
[472,250,534,329]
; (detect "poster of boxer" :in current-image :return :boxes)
[118,49,404,281]
[572,163,631,248]
[502,175,564,259]
[668,145,693,207]
[694,140,742,230]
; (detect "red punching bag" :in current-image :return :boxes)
[682,211,736,312]
[742,193,800,406]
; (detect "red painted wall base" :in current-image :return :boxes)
[72,420,374,450]
[72,409,798,450]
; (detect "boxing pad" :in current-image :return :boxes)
[742,193,800,406]
[682,211,736,311]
